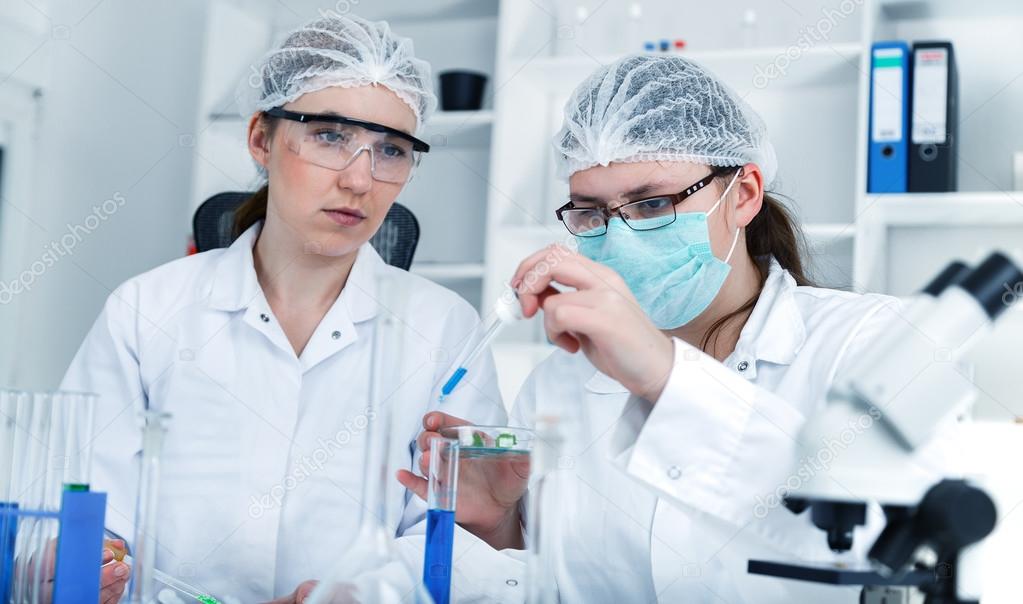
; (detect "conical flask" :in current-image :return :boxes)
[306,270,434,604]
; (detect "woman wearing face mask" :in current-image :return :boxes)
[59,15,505,603]
[399,55,940,602]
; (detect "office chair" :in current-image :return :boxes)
[192,191,420,270]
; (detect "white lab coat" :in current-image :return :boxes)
[439,258,956,603]
[60,222,506,603]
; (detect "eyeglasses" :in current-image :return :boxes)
[264,107,430,184]
[555,168,742,237]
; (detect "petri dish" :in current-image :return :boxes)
[439,425,534,459]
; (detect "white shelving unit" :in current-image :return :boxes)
[426,109,495,128]
[854,1,1023,295]
[524,42,863,89]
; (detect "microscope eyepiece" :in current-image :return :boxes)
[958,251,1023,320]
[921,260,971,297]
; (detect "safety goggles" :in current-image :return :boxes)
[265,107,430,184]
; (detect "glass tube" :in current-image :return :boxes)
[423,438,459,604]
[54,391,97,491]
[306,271,434,604]
[128,410,171,604]
[525,415,564,604]
[31,392,71,604]
[0,389,28,602]
[14,392,54,604]
[3,390,34,603]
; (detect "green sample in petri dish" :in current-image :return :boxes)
[196,596,222,604]
[443,426,533,459]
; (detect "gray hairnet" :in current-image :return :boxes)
[553,54,777,184]
[239,13,437,131]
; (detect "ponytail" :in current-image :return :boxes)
[701,167,814,352]
[745,192,814,287]
[233,185,269,238]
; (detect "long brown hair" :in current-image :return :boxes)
[701,165,814,352]
[233,114,278,238]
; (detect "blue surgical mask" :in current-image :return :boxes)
[577,170,742,329]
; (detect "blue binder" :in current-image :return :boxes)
[867,41,910,193]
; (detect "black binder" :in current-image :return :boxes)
[908,41,958,192]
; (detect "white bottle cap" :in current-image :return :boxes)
[494,293,525,323]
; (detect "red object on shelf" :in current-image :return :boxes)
[674,39,686,51]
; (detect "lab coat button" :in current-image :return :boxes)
[259,313,270,323]
[737,360,749,372]
[331,330,342,340]
[506,579,518,586]
[667,465,681,480]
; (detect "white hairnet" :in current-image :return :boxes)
[553,54,777,184]
[239,13,437,130]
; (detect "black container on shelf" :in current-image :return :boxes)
[438,70,488,111]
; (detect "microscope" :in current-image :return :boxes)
[748,252,1023,604]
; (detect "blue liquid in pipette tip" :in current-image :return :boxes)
[423,508,456,604]
[439,367,467,402]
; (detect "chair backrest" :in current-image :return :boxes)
[192,191,420,270]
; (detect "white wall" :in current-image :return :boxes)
[0,0,208,389]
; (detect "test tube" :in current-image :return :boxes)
[423,438,459,604]
[17,392,55,604]
[33,392,71,603]
[55,391,97,491]
[0,390,27,601]
[129,410,171,604]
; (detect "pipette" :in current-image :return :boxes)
[439,294,524,401]
[106,541,221,604]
